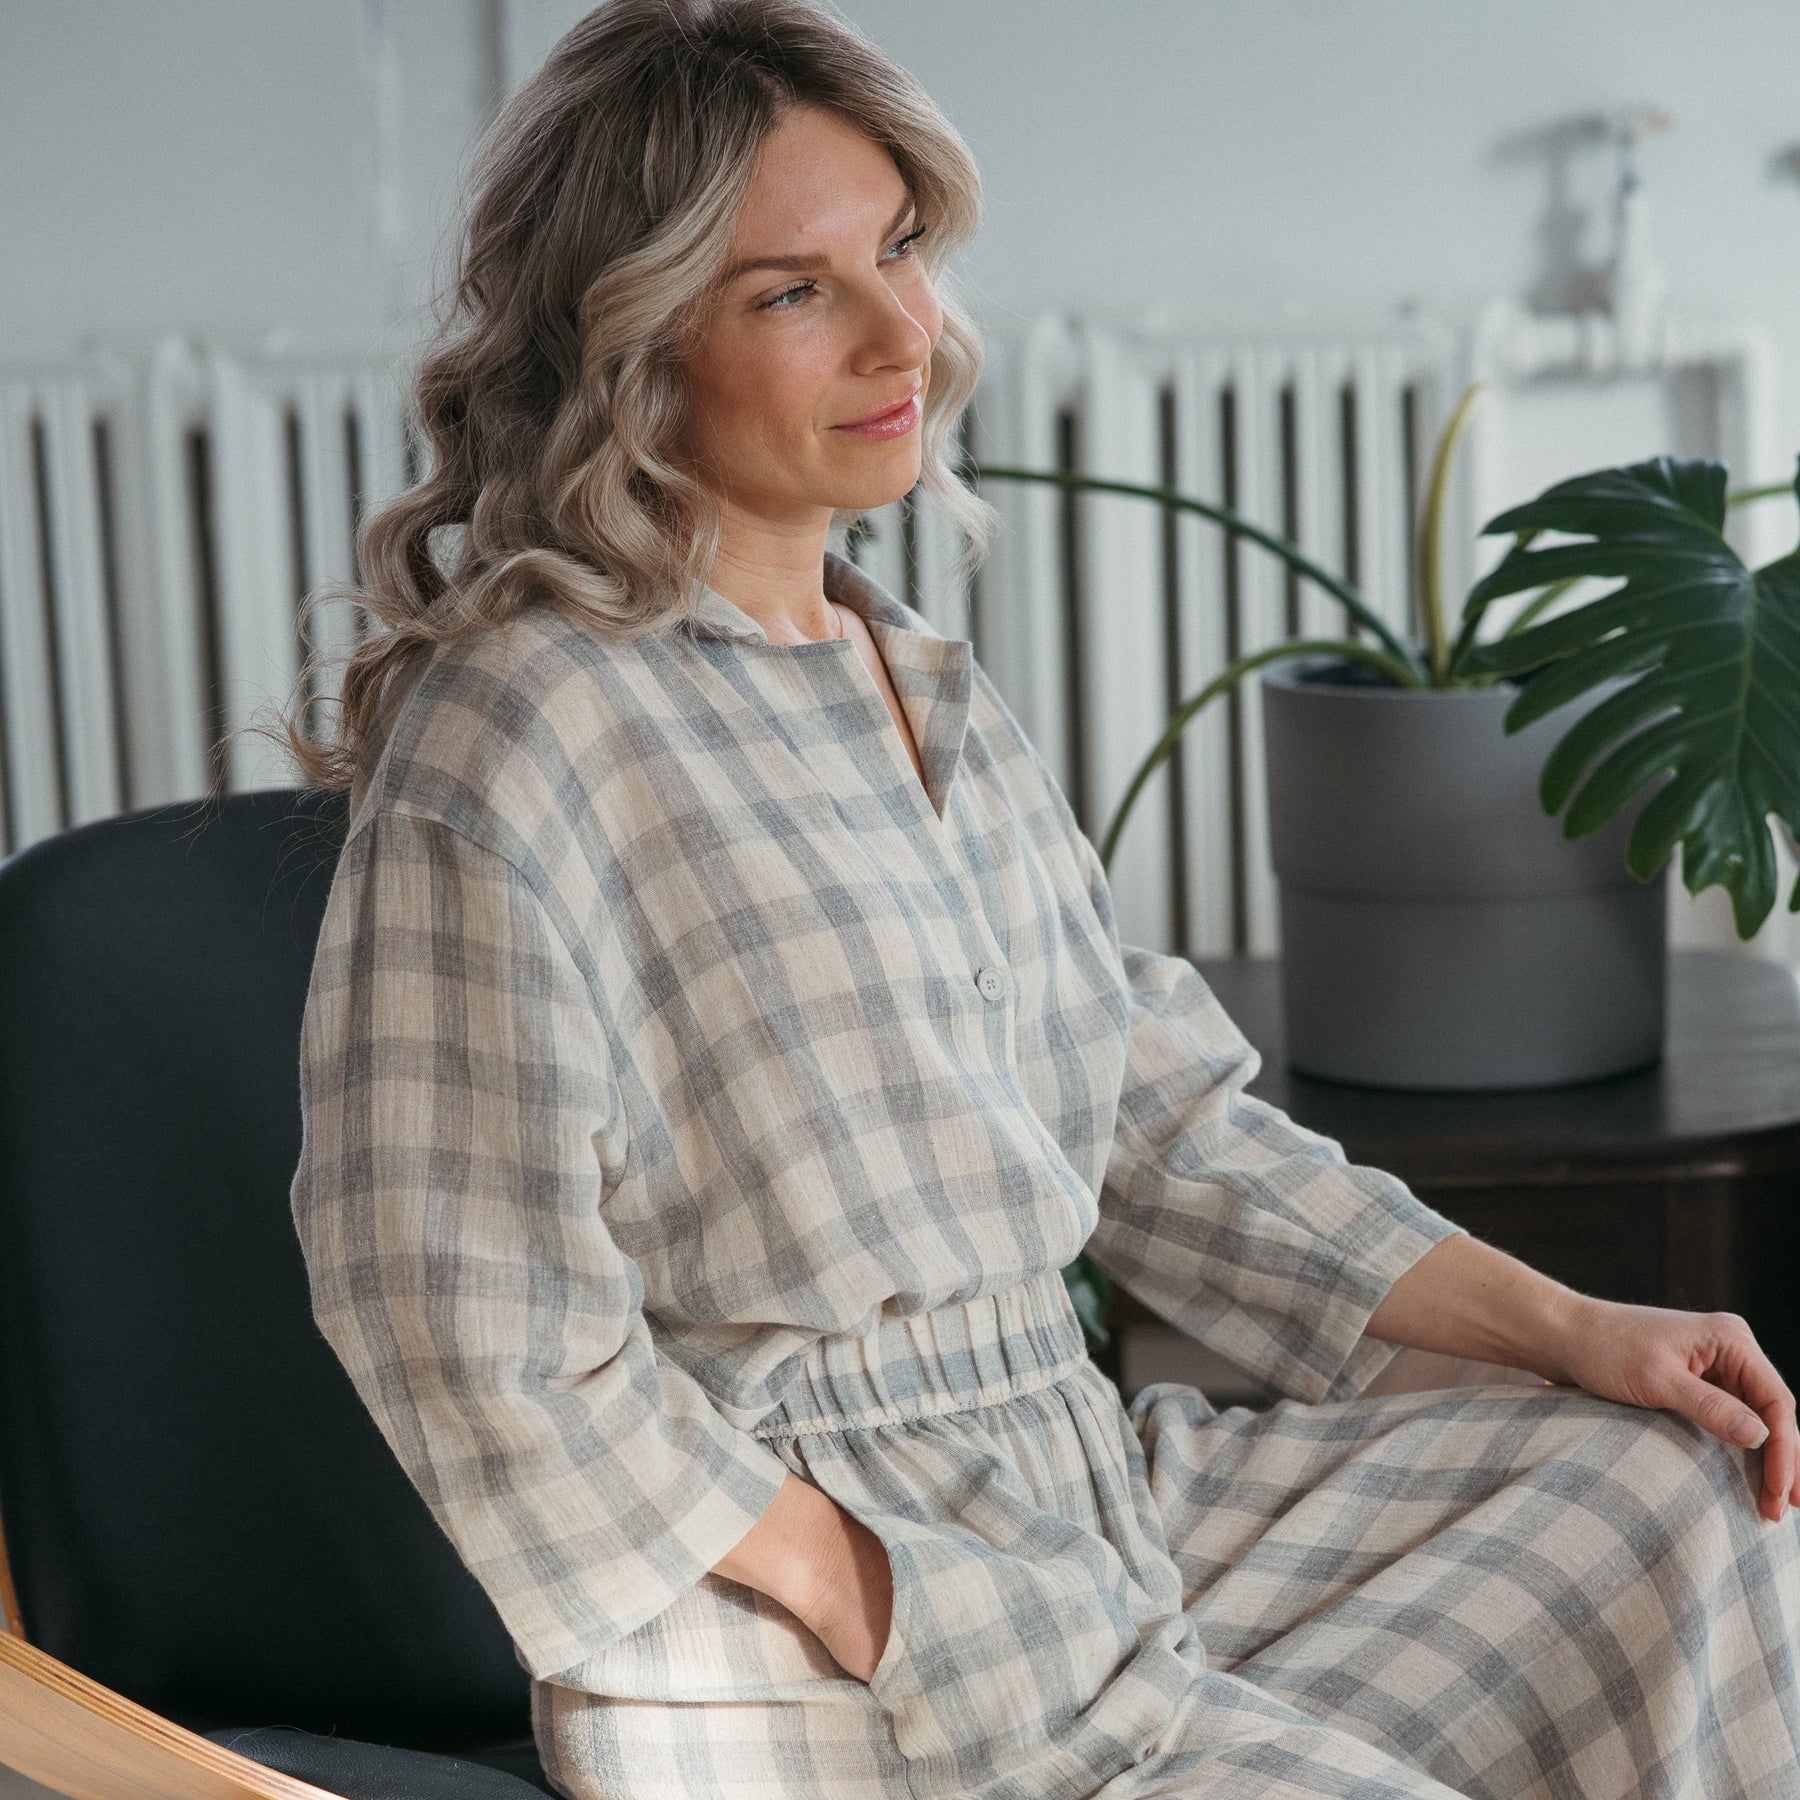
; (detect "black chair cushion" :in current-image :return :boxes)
[205,1726,559,1798]
[0,791,531,1747]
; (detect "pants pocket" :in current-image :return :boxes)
[822,1471,1163,1799]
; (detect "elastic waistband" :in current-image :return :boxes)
[751,1264,1091,1441]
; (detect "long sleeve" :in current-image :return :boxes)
[1067,831,1467,1406]
[291,806,792,1683]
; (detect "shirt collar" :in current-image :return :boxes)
[678,545,974,822]
[681,549,919,644]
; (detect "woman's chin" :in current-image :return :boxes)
[824,452,925,513]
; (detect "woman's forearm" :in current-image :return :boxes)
[1364,1230,1589,1383]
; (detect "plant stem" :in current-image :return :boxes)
[1446,526,1541,677]
[1417,381,1485,686]
[1725,481,1792,506]
[960,459,1426,679]
[1097,637,1423,872]
[1497,574,1580,640]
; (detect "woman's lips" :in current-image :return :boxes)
[834,388,922,437]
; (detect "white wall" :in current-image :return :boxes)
[12,0,1799,435]
[0,0,500,362]
[10,0,1798,518]
[840,0,1800,412]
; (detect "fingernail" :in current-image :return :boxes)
[1732,1414,1768,1447]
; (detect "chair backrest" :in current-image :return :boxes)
[0,788,531,1747]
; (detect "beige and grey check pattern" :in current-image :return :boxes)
[292,550,1800,1798]
[532,1266,1800,1799]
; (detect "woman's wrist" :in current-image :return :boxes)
[1525,1282,1599,1387]
[1366,1230,1591,1382]
[710,1472,848,1620]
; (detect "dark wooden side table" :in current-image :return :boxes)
[1098,949,1800,1391]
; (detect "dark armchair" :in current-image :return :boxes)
[0,789,558,1799]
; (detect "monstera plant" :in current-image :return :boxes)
[956,388,1800,1353]
[1454,458,1800,938]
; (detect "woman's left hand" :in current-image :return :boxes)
[1548,1296,1798,1523]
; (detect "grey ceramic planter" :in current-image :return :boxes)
[1260,656,1666,1090]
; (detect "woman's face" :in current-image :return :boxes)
[678,104,942,530]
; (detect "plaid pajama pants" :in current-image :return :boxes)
[530,1265,1800,1800]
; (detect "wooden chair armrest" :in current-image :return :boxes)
[0,1631,338,1800]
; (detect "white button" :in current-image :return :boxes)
[975,966,1005,1003]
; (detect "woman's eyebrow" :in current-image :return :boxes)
[717,194,916,287]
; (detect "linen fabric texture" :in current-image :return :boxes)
[291,551,1800,1798]
[532,1269,1800,1800]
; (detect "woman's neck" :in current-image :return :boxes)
[702,524,844,645]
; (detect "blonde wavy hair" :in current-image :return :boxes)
[261,0,996,795]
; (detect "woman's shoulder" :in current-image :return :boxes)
[348,603,670,867]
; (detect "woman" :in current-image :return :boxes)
[283,4,1800,1796]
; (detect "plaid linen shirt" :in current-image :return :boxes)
[290,548,1464,1686]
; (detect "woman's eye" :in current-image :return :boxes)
[759,225,928,311]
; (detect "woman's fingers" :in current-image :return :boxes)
[1731,1345,1798,1522]
[1767,1421,1797,1521]
[1715,1329,1797,1522]
[1667,1367,1770,1451]
[1559,1301,1798,1523]
[1661,1324,1797,1523]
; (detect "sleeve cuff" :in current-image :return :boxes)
[1093,1088,1471,1407]
[1311,1201,1469,1404]
[458,1353,796,1686]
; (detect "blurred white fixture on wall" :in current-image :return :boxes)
[1602,104,1676,372]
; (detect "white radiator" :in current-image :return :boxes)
[3,318,1789,967]
[0,340,409,848]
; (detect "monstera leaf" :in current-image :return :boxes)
[1459,454,1800,938]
